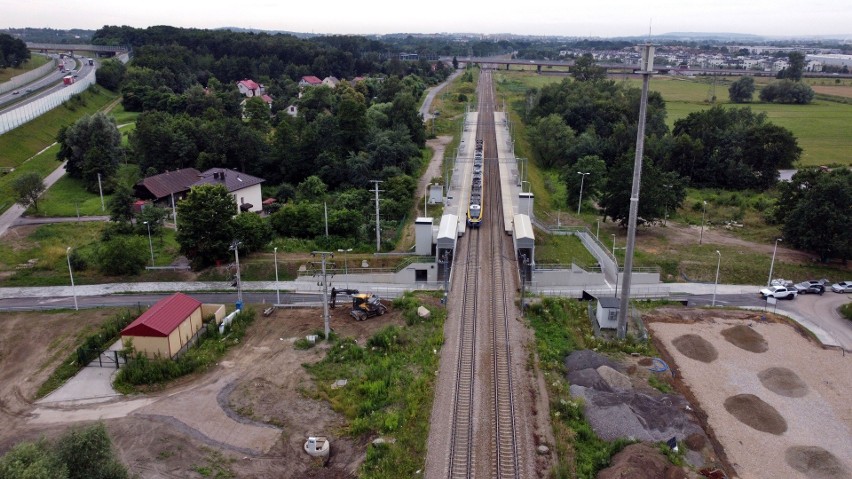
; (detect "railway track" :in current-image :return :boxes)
[447,69,521,479]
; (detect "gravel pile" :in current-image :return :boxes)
[569,385,704,442]
[566,349,707,446]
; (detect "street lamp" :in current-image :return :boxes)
[611,234,616,255]
[712,250,722,307]
[577,171,590,215]
[143,221,154,267]
[273,246,280,305]
[337,248,352,288]
[663,184,672,226]
[699,200,708,245]
[229,240,243,307]
[66,246,78,311]
[767,238,782,287]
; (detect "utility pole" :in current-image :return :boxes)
[370,180,383,252]
[229,240,243,308]
[617,43,656,339]
[312,251,334,339]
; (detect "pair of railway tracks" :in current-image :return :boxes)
[447,69,520,479]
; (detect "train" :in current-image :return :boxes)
[466,139,484,228]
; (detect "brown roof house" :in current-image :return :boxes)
[135,168,265,214]
[120,293,225,359]
[134,167,201,211]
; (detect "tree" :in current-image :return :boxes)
[56,113,123,193]
[781,169,852,263]
[571,54,607,82]
[232,212,272,253]
[98,236,148,275]
[565,155,606,207]
[176,184,236,268]
[54,422,129,479]
[95,59,126,91]
[11,172,46,212]
[785,52,805,82]
[452,56,459,69]
[599,158,686,226]
[0,33,30,68]
[0,439,68,479]
[107,183,135,223]
[527,114,575,169]
[759,80,814,104]
[728,76,755,103]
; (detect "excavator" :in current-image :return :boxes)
[330,288,389,321]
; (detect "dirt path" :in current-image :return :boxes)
[399,135,453,250]
[641,220,817,265]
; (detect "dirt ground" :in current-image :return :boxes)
[0,302,407,478]
[646,308,852,479]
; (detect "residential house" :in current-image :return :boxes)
[322,76,340,88]
[194,168,265,213]
[237,79,263,97]
[135,167,266,214]
[299,76,323,88]
[134,168,201,211]
[285,104,298,117]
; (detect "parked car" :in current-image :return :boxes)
[830,281,852,293]
[12,90,19,95]
[793,281,825,295]
[759,285,798,300]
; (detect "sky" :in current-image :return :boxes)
[2,0,850,38]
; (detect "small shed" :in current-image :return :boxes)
[596,297,620,330]
[121,293,204,358]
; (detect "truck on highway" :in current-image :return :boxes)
[63,75,75,85]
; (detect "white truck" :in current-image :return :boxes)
[759,285,797,300]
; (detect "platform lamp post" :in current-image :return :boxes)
[66,247,78,311]
[519,253,530,317]
[699,200,708,245]
[712,250,722,307]
[767,238,782,287]
[577,171,590,215]
[273,247,280,305]
[337,248,352,289]
[143,221,155,267]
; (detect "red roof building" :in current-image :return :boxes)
[121,293,204,358]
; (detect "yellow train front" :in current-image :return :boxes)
[467,202,482,228]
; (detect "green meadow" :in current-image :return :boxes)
[492,71,851,167]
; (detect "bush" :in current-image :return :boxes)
[759,80,814,104]
[97,236,147,275]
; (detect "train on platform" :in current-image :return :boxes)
[467,139,484,228]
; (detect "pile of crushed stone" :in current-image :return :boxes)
[565,350,709,464]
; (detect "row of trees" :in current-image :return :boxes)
[728,52,815,104]
[524,66,801,225]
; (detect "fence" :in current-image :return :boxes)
[0,55,57,95]
[0,71,97,135]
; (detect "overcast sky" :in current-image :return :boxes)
[3,0,850,38]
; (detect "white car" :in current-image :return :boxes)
[759,286,797,300]
[831,281,852,293]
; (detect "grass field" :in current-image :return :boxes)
[33,176,112,217]
[0,86,120,168]
[617,75,852,167]
[0,55,51,82]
